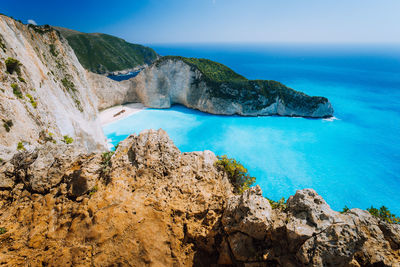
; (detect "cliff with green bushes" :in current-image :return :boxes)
[55,27,158,74]
[131,56,334,117]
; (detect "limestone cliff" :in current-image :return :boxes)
[0,130,398,266]
[0,13,335,163]
[85,71,131,110]
[0,15,107,158]
[129,57,334,118]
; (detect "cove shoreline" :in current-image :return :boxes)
[99,103,146,126]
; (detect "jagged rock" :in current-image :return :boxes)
[64,153,103,197]
[0,130,399,266]
[0,162,15,189]
[0,129,234,266]
[220,186,400,266]
[228,232,257,261]
[285,189,342,251]
[222,185,273,240]
[21,142,85,193]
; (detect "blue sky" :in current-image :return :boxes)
[2,0,400,44]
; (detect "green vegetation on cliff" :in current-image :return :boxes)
[62,135,74,144]
[215,155,256,194]
[55,27,158,74]
[157,56,246,82]
[2,119,13,132]
[368,206,400,224]
[156,56,329,112]
[5,57,21,75]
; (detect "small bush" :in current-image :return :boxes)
[49,44,58,57]
[88,185,98,196]
[215,155,256,194]
[26,93,37,108]
[2,119,13,132]
[28,24,52,34]
[367,206,400,224]
[267,197,287,211]
[0,227,7,235]
[340,205,350,214]
[100,151,114,182]
[39,130,56,144]
[62,135,74,144]
[18,77,26,83]
[113,142,121,151]
[5,57,21,75]
[17,141,25,151]
[0,158,3,164]
[11,83,23,99]
[0,35,6,52]
[61,77,76,92]
[73,98,83,112]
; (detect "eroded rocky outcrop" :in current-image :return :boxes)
[0,15,107,158]
[221,187,400,266]
[129,57,334,118]
[0,130,398,266]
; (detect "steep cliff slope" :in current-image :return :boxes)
[0,15,108,158]
[0,130,398,266]
[55,27,158,74]
[130,56,334,118]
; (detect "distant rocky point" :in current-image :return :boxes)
[131,56,334,118]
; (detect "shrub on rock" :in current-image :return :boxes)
[215,155,255,193]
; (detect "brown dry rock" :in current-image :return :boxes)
[222,185,273,240]
[0,130,399,266]
[0,129,233,266]
[0,162,15,189]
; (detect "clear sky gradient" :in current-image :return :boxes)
[2,0,400,44]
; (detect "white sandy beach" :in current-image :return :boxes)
[99,103,146,126]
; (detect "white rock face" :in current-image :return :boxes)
[86,71,132,110]
[0,15,107,158]
[129,58,334,117]
[0,15,334,162]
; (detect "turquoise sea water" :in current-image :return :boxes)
[104,44,400,214]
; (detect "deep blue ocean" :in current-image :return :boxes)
[104,43,400,214]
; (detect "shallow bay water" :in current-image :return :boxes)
[104,44,400,214]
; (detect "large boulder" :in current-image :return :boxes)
[222,185,273,240]
[12,142,86,193]
[0,162,15,189]
[285,189,342,250]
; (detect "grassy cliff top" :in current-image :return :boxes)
[156,56,328,108]
[156,56,247,83]
[55,27,158,74]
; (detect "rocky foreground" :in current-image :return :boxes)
[0,130,398,266]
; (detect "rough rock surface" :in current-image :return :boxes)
[86,71,132,110]
[129,58,334,118]
[0,130,398,266]
[221,187,400,266]
[0,15,107,158]
[0,129,233,266]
